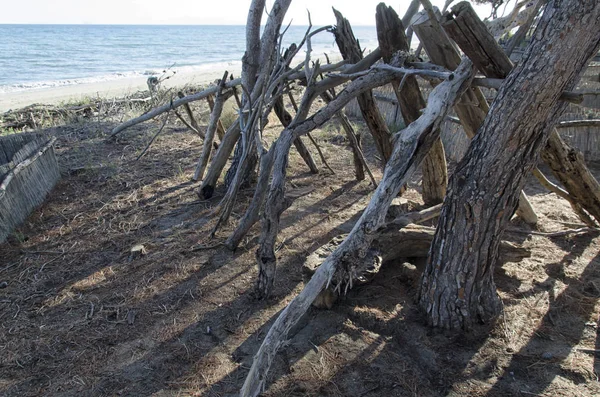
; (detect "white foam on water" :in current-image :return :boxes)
[0,60,244,94]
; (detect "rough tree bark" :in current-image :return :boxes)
[442,0,600,225]
[419,0,600,330]
[376,3,447,205]
[332,7,394,163]
[412,8,539,225]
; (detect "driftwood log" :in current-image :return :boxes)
[376,3,448,205]
[332,8,393,163]
[242,58,475,397]
[304,224,530,309]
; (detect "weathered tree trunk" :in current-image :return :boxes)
[206,94,226,141]
[243,59,475,396]
[419,0,600,330]
[376,3,447,205]
[412,9,539,224]
[319,91,367,182]
[273,95,319,174]
[442,0,600,225]
[332,7,394,163]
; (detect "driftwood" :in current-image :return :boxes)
[110,81,240,137]
[472,77,592,105]
[319,91,377,185]
[286,89,335,174]
[242,58,475,397]
[442,1,600,225]
[273,95,319,174]
[193,72,229,181]
[304,224,531,309]
[556,119,600,129]
[504,0,546,56]
[376,3,447,205]
[412,7,539,225]
[177,91,201,134]
[332,8,393,163]
[206,94,226,141]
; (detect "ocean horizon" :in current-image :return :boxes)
[0,24,378,94]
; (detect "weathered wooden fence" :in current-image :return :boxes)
[0,133,60,242]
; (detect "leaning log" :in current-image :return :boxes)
[332,8,394,163]
[419,0,600,330]
[193,72,229,181]
[376,3,447,205]
[242,58,475,397]
[110,81,240,137]
[273,95,319,174]
[304,224,530,309]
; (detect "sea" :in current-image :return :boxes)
[0,24,378,94]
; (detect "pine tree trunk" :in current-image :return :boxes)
[419,0,600,330]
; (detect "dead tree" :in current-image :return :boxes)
[419,0,600,330]
[412,6,539,225]
[331,8,394,163]
[376,3,448,205]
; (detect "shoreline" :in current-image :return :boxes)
[0,66,243,113]
[0,53,348,113]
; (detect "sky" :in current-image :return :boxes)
[0,0,497,25]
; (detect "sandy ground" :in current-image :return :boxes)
[0,66,242,113]
[1,90,599,396]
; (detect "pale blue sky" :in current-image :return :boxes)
[1,1,496,25]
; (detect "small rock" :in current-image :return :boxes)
[0,281,8,289]
[128,244,147,262]
[541,351,554,360]
[126,310,136,325]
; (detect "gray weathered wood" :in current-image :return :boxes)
[413,8,539,225]
[332,8,394,163]
[242,59,474,397]
[376,3,447,205]
[193,72,229,181]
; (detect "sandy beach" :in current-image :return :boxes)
[0,65,242,113]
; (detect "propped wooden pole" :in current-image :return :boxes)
[273,95,319,174]
[332,7,394,163]
[442,0,600,225]
[376,3,447,205]
[206,94,226,141]
[412,9,539,225]
[193,71,229,182]
[241,58,475,397]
